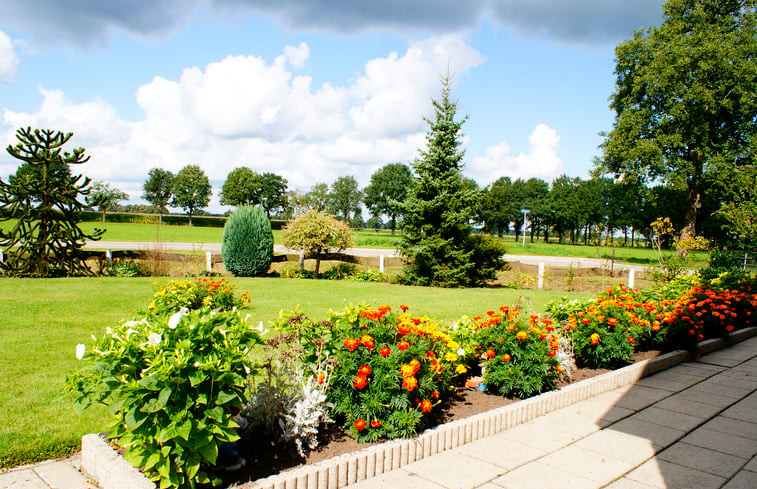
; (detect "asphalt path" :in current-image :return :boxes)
[86,241,649,271]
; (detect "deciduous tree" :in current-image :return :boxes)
[281,210,354,278]
[142,168,174,224]
[596,0,757,247]
[87,181,128,222]
[171,165,212,226]
[363,163,413,234]
[328,176,363,223]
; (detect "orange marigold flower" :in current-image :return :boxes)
[397,323,412,335]
[590,333,600,345]
[487,310,496,316]
[358,364,371,375]
[581,317,592,325]
[726,325,735,332]
[555,365,565,373]
[354,419,367,431]
[607,318,618,326]
[548,350,556,357]
[400,304,409,312]
[516,331,529,340]
[316,372,326,385]
[360,335,375,350]
[455,364,468,374]
[502,354,511,362]
[486,349,496,359]
[370,420,382,428]
[473,315,482,321]
[379,346,391,357]
[344,338,359,351]
[430,360,444,374]
[402,376,418,391]
[431,390,440,399]
[627,337,635,344]
[426,351,436,359]
[419,399,433,413]
[409,359,421,372]
[353,375,368,390]
[397,341,409,350]
[400,364,415,377]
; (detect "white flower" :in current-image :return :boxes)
[179,307,189,315]
[168,312,183,329]
[75,344,86,360]
[457,348,465,356]
[189,324,195,330]
[124,320,138,328]
[126,328,137,339]
[256,321,265,331]
[148,333,162,346]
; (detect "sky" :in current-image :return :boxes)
[0,0,665,214]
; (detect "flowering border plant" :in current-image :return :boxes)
[148,277,250,313]
[67,307,262,489]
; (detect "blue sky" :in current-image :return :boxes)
[0,0,665,213]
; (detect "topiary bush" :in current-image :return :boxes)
[222,205,273,276]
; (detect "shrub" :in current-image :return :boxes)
[547,285,665,369]
[281,210,354,278]
[101,258,148,277]
[465,233,508,287]
[148,278,250,313]
[454,308,564,397]
[67,308,263,489]
[290,304,466,442]
[222,205,274,277]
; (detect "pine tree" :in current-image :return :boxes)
[398,75,504,287]
[222,205,274,277]
[0,127,104,277]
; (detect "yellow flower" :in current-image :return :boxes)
[455,364,467,374]
[148,301,156,310]
[444,352,459,362]
[448,340,460,350]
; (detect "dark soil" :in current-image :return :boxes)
[217,350,662,487]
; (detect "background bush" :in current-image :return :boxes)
[222,205,274,277]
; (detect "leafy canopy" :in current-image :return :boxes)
[281,210,354,278]
[171,165,212,226]
[364,163,413,234]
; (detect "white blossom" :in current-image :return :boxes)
[75,344,86,360]
[457,348,465,356]
[148,332,162,346]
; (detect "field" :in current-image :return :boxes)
[0,276,590,468]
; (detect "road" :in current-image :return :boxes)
[86,241,649,272]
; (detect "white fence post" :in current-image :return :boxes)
[379,254,385,274]
[0,250,4,263]
[106,249,113,262]
[537,262,544,290]
[205,251,212,273]
[628,269,635,289]
[299,253,305,272]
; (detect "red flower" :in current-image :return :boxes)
[397,341,409,350]
[419,399,433,413]
[426,351,435,359]
[627,337,635,344]
[400,304,409,312]
[343,338,359,351]
[581,317,592,325]
[358,364,372,375]
[316,372,325,384]
[548,350,556,357]
[370,420,382,428]
[379,346,391,357]
[502,354,511,362]
[402,376,418,392]
[353,375,368,390]
[486,349,496,359]
[354,419,367,431]
[487,310,496,316]
[397,323,412,335]
[431,390,440,399]
[360,335,375,350]
[608,318,618,326]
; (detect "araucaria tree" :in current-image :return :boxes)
[596,0,757,246]
[171,165,212,226]
[398,75,506,287]
[0,127,104,277]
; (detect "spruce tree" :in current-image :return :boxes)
[0,127,104,277]
[398,75,499,287]
[222,205,274,277]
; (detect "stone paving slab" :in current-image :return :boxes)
[624,459,727,489]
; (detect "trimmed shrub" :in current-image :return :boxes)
[222,205,274,276]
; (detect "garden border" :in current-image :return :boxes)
[81,326,757,489]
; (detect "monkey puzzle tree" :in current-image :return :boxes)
[0,127,104,277]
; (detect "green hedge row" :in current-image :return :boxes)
[78,211,286,230]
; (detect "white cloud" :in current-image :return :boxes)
[0,30,20,83]
[470,124,563,184]
[282,42,310,70]
[1,36,527,213]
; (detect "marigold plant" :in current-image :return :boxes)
[459,307,564,397]
[148,277,250,313]
[317,304,466,442]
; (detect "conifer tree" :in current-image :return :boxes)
[0,127,104,277]
[398,75,504,287]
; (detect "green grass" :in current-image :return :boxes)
[0,276,590,468]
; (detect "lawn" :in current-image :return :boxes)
[0,276,590,468]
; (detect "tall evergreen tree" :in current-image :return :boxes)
[0,127,104,276]
[398,75,504,287]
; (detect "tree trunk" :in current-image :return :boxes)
[314,257,321,279]
[678,189,702,256]
[102,210,106,223]
[188,211,193,227]
[391,216,396,235]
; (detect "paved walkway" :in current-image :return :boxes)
[2,337,756,489]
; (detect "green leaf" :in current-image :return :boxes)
[198,441,218,464]
[144,452,162,471]
[175,420,193,441]
[140,387,172,413]
[125,406,148,431]
[214,390,237,406]
[188,370,207,387]
[155,425,177,443]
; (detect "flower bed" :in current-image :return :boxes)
[69,272,757,489]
